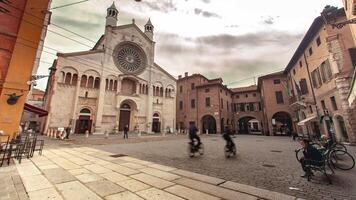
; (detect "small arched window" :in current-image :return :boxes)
[160,87,164,97]
[94,77,100,89]
[109,79,113,91]
[65,73,72,84]
[87,76,94,88]
[105,79,108,90]
[113,80,117,91]
[146,85,148,94]
[72,74,78,86]
[80,75,87,87]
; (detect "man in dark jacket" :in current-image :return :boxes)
[299,138,323,178]
[189,124,201,148]
[223,126,235,152]
[123,125,129,139]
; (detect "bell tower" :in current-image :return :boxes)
[144,18,154,40]
[106,2,118,27]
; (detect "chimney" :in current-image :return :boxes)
[178,75,182,79]
[184,72,188,77]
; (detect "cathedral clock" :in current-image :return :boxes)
[113,43,147,74]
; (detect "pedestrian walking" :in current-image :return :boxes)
[65,126,71,140]
[123,125,129,139]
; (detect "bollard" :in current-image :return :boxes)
[206,129,209,135]
[85,130,89,138]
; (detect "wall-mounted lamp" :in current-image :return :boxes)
[5,93,23,105]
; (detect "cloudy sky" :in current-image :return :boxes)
[36,0,343,90]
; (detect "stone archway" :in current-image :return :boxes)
[118,100,137,131]
[152,113,161,133]
[237,116,261,134]
[75,108,92,134]
[272,111,293,135]
[201,115,217,134]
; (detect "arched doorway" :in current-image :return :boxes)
[75,108,92,134]
[334,115,349,142]
[152,113,161,133]
[201,115,216,134]
[119,103,131,131]
[272,112,293,135]
[237,116,261,134]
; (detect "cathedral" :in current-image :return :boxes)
[44,3,177,134]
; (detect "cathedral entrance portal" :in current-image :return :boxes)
[75,108,92,134]
[152,113,161,133]
[119,103,131,131]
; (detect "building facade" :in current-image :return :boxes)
[176,73,233,134]
[0,0,51,138]
[21,89,45,133]
[44,3,176,135]
[285,7,356,142]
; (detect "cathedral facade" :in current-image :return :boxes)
[44,3,177,134]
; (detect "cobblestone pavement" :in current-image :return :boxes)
[89,134,356,200]
[0,146,300,200]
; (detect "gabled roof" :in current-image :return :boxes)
[112,23,155,44]
[153,63,176,81]
[231,85,258,93]
[92,35,104,50]
[57,49,104,58]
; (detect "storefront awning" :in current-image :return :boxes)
[24,103,48,117]
[297,115,317,126]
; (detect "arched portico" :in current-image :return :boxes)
[75,108,93,134]
[271,111,293,135]
[237,116,262,134]
[201,115,217,134]
[152,112,161,133]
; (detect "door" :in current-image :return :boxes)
[119,110,130,131]
[75,116,91,134]
[152,118,160,133]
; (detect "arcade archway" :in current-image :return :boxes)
[201,115,216,134]
[237,116,261,134]
[75,108,92,134]
[272,111,293,135]
[118,100,137,131]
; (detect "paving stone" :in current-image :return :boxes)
[42,168,76,184]
[104,164,139,175]
[66,158,92,166]
[48,157,81,170]
[220,181,296,200]
[148,164,176,172]
[120,162,146,169]
[139,167,181,181]
[21,175,53,192]
[68,168,91,176]
[137,187,184,200]
[28,187,63,200]
[112,159,129,165]
[130,173,175,189]
[85,180,125,197]
[35,160,55,166]
[100,172,131,183]
[165,185,221,200]
[105,191,144,200]
[116,179,151,192]
[16,163,41,177]
[75,173,104,183]
[171,169,225,185]
[174,178,257,200]
[56,181,102,200]
[119,157,153,165]
[83,164,112,174]
[37,164,60,170]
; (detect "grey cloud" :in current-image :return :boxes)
[196,32,303,49]
[194,8,221,18]
[141,0,177,13]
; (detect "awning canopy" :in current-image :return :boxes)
[24,103,48,117]
[297,115,317,126]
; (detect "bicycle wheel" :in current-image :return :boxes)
[198,143,204,155]
[224,145,230,158]
[334,143,347,152]
[329,150,355,170]
[295,148,303,163]
[187,144,194,157]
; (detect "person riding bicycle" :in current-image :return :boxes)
[299,138,323,178]
[189,124,201,149]
[222,126,235,152]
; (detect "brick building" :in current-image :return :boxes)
[176,73,233,134]
[285,7,356,143]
